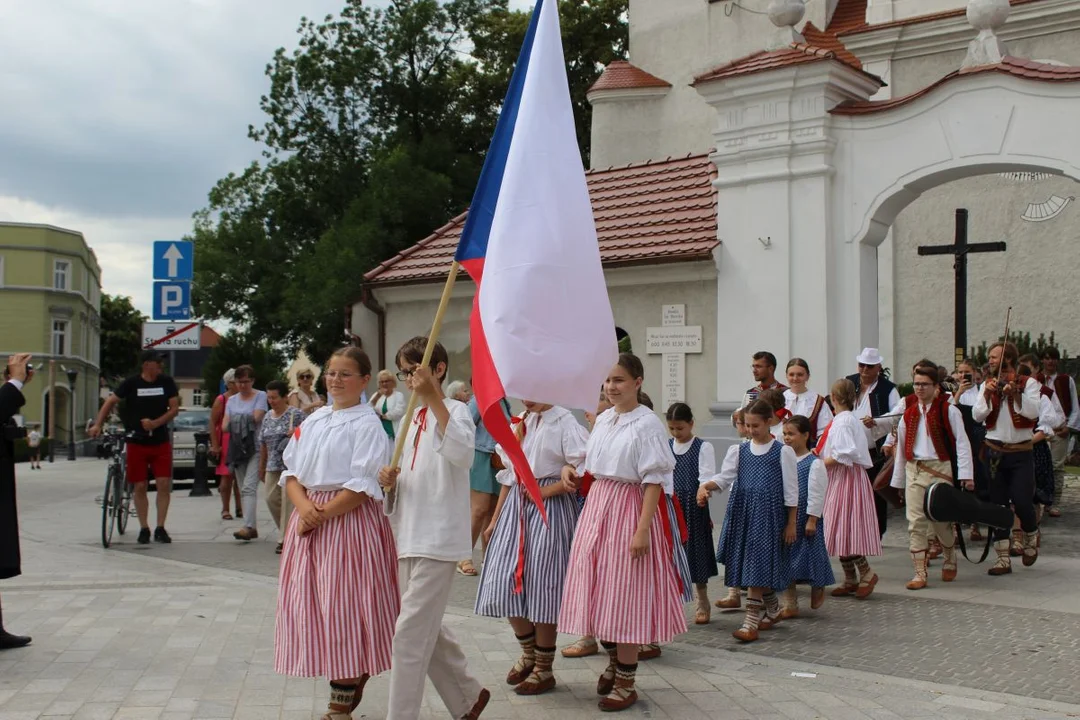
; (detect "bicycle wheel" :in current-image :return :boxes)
[117,473,131,535]
[101,468,117,548]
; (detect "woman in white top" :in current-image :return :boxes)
[784,358,833,445]
[558,354,685,713]
[818,378,881,599]
[273,347,397,720]
[368,370,406,440]
[475,403,588,697]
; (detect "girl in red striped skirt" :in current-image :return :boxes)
[817,378,882,599]
[475,403,588,696]
[559,354,685,713]
[274,347,399,720]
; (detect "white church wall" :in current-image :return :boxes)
[886,28,1080,372]
[866,0,967,25]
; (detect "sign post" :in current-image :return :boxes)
[645,305,703,409]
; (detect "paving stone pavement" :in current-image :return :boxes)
[5,459,1080,719]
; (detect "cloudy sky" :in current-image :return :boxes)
[0,0,530,317]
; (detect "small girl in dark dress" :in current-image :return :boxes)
[698,400,798,642]
[666,403,718,624]
[779,415,834,617]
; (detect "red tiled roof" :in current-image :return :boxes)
[830,0,1042,37]
[588,60,672,94]
[832,56,1080,115]
[692,23,879,85]
[364,153,719,286]
[200,325,221,347]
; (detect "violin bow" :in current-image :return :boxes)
[995,306,1013,384]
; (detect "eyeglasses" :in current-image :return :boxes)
[395,369,418,381]
[298,374,313,380]
[235,379,253,386]
[324,371,361,380]
[858,363,878,369]
[912,382,935,388]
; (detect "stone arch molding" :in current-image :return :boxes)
[832,74,1080,248]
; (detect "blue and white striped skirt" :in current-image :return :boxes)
[475,477,579,624]
[665,495,694,603]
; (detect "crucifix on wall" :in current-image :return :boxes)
[917,208,1007,367]
[646,305,703,408]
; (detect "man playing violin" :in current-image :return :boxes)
[972,341,1041,575]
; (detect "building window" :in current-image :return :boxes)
[54,260,70,290]
[192,388,205,407]
[52,319,68,356]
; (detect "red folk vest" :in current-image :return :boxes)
[1037,373,1074,417]
[902,396,955,461]
[985,375,1037,430]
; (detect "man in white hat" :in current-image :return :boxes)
[847,348,903,538]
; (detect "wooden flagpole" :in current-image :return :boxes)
[389,261,461,469]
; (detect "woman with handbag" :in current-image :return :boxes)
[261,380,306,554]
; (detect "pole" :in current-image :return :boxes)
[48,360,56,463]
[954,208,968,368]
[389,262,461,470]
[190,431,212,497]
[67,375,76,461]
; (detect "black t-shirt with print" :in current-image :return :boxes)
[114,374,179,445]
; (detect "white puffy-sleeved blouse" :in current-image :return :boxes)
[495,406,589,486]
[822,411,873,468]
[783,388,834,439]
[584,405,675,487]
[705,439,799,508]
[797,451,828,518]
[279,404,390,499]
[385,398,476,562]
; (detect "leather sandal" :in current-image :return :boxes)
[810,587,825,610]
[561,636,598,658]
[461,688,490,720]
[855,573,878,599]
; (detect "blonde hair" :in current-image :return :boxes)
[830,378,857,410]
[377,369,395,384]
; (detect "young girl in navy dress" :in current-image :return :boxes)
[715,408,751,611]
[818,378,882,599]
[274,347,398,720]
[779,415,833,618]
[559,354,685,712]
[698,400,798,642]
[666,402,718,624]
[474,402,588,696]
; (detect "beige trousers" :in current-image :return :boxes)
[263,471,292,533]
[1049,434,1068,505]
[904,460,956,553]
[387,557,482,720]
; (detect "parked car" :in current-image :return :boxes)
[171,406,212,481]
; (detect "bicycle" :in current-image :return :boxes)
[100,433,134,548]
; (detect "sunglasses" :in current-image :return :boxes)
[298,374,313,380]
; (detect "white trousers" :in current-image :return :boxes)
[387,557,482,720]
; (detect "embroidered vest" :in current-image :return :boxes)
[807,395,825,444]
[902,396,955,461]
[1039,374,1074,417]
[985,376,1037,430]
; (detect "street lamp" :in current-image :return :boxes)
[66,367,78,461]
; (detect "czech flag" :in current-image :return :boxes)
[455,0,617,531]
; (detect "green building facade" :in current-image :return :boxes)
[0,222,102,447]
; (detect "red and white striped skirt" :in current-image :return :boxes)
[274,491,400,679]
[822,464,882,558]
[558,478,688,645]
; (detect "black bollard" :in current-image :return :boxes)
[189,431,212,497]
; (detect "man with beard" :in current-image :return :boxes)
[973,341,1041,574]
[741,351,786,410]
[1038,348,1078,517]
[1,354,33,650]
[847,348,903,538]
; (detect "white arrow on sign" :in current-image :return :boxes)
[163,243,185,277]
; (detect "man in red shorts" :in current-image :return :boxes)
[90,350,180,544]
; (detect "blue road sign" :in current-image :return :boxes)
[153,281,192,320]
[153,241,194,281]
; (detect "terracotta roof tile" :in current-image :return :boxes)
[364,154,719,286]
[831,56,1080,115]
[588,60,672,94]
[692,23,878,85]
[832,0,1042,37]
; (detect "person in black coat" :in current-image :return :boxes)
[1,353,32,650]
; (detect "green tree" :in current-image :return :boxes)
[99,294,147,383]
[191,0,628,363]
[969,330,1069,369]
[201,330,287,403]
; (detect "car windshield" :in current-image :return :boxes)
[174,408,211,432]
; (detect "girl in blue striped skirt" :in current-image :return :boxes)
[475,403,588,696]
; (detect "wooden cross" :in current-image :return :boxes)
[917,208,1007,367]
